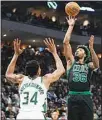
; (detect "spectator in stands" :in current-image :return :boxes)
[1,111,6,120]
[1,5,101,36]
[51,110,59,120]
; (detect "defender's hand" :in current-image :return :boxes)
[14,38,23,56]
[44,38,57,54]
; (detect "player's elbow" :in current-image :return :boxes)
[63,68,65,74]
[56,68,65,78]
[97,62,99,68]
[94,63,99,69]
[60,67,65,75]
[5,72,8,78]
[5,73,12,81]
[5,74,9,80]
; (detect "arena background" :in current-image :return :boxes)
[1,1,102,120]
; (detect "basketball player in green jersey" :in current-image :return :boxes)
[63,16,99,120]
[6,38,65,119]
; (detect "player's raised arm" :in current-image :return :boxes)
[88,35,99,69]
[5,39,24,84]
[43,38,65,88]
[63,16,76,63]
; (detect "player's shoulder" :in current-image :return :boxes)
[19,75,29,85]
[43,73,54,82]
[21,75,28,80]
[66,60,75,71]
[43,73,52,78]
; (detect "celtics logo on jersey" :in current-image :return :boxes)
[72,64,88,83]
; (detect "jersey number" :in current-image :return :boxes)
[73,72,87,83]
[22,92,38,105]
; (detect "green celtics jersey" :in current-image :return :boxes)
[67,62,92,91]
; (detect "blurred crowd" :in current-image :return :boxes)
[1,42,102,120]
[2,7,101,37]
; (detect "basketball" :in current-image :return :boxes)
[65,2,80,17]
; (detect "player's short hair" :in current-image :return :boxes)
[25,60,40,77]
[77,45,90,62]
[51,110,57,113]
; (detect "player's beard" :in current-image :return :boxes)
[75,52,80,61]
[75,55,80,61]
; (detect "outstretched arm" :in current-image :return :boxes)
[5,39,24,84]
[63,16,76,44]
[63,16,76,65]
[43,38,65,89]
[63,40,74,63]
[89,35,99,69]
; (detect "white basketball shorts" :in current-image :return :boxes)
[16,111,45,120]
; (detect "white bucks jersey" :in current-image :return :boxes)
[19,76,47,112]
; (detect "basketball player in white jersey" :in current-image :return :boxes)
[6,38,65,119]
